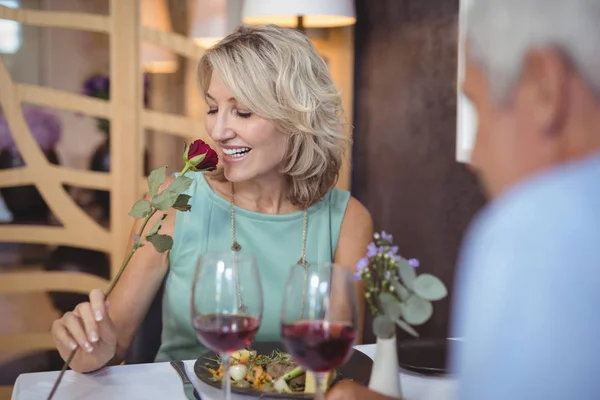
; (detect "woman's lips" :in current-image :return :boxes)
[222,147,251,163]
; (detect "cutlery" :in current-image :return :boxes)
[170,360,202,400]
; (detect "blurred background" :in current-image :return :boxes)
[0,0,484,398]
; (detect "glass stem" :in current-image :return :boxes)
[314,372,328,400]
[221,353,232,400]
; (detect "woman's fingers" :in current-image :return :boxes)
[51,319,78,352]
[89,289,106,322]
[75,302,99,345]
[62,311,94,353]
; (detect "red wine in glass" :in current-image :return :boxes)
[282,321,355,372]
[191,251,263,400]
[281,262,359,400]
[193,314,260,353]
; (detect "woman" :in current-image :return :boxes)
[50,24,373,372]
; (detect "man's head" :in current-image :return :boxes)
[463,0,600,198]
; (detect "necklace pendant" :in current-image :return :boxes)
[231,241,242,252]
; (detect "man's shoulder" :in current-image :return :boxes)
[473,154,600,244]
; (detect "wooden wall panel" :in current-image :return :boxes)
[352,0,486,342]
[0,2,356,395]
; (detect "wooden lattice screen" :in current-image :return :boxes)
[0,0,353,396]
[0,1,204,393]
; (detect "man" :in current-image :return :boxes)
[327,0,600,399]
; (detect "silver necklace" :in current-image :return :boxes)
[230,182,308,316]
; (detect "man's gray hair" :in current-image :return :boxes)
[467,0,600,103]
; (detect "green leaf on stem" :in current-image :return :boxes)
[413,274,448,301]
[146,214,166,237]
[398,257,417,289]
[129,199,152,218]
[147,234,173,253]
[379,292,403,320]
[148,166,167,197]
[151,176,193,210]
[373,315,395,339]
[395,319,420,337]
[172,194,192,212]
[401,295,433,325]
[391,280,411,301]
[379,292,419,336]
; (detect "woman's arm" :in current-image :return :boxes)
[334,196,374,344]
[51,176,179,372]
[107,176,177,363]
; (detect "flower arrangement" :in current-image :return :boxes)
[0,106,62,156]
[356,231,448,339]
[82,73,150,135]
[47,139,218,400]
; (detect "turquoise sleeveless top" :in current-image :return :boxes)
[154,172,351,362]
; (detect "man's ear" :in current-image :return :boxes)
[520,48,569,136]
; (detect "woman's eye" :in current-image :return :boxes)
[236,110,252,119]
[207,108,218,115]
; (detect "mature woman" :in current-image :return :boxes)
[50,24,373,372]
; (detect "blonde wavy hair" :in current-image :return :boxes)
[198,24,350,207]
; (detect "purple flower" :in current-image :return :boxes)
[0,106,62,155]
[367,242,379,257]
[353,272,361,281]
[83,74,109,97]
[381,231,393,242]
[385,271,391,280]
[83,73,150,108]
[356,257,369,271]
[408,258,420,268]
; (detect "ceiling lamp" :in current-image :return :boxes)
[190,0,243,48]
[241,0,356,29]
[141,0,178,73]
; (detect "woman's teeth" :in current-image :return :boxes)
[223,147,251,158]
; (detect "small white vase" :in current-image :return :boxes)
[368,335,402,399]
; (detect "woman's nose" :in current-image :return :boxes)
[209,113,236,142]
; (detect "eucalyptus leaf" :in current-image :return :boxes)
[395,319,420,337]
[172,194,192,212]
[398,257,417,289]
[148,166,167,197]
[151,176,193,210]
[379,292,403,320]
[413,274,448,301]
[146,215,165,238]
[147,234,173,253]
[391,280,411,301]
[373,315,395,339]
[129,199,151,218]
[401,295,433,325]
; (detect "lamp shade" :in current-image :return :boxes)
[141,0,178,73]
[241,0,355,28]
[190,0,228,48]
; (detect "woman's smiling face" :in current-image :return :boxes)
[205,71,287,183]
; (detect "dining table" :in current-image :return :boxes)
[11,344,457,400]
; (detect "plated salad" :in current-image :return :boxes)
[203,349,336,394]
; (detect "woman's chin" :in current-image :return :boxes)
[223,166,252,183]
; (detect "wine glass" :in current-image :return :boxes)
[191,250,263,400]
[280,262,359,400]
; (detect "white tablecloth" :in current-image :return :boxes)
[11,344,456,400]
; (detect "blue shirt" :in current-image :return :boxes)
[450,153,600,400]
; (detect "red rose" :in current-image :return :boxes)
[184,139,218,171]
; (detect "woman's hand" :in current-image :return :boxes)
[51,289,117,373]
[326,381,399,400]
